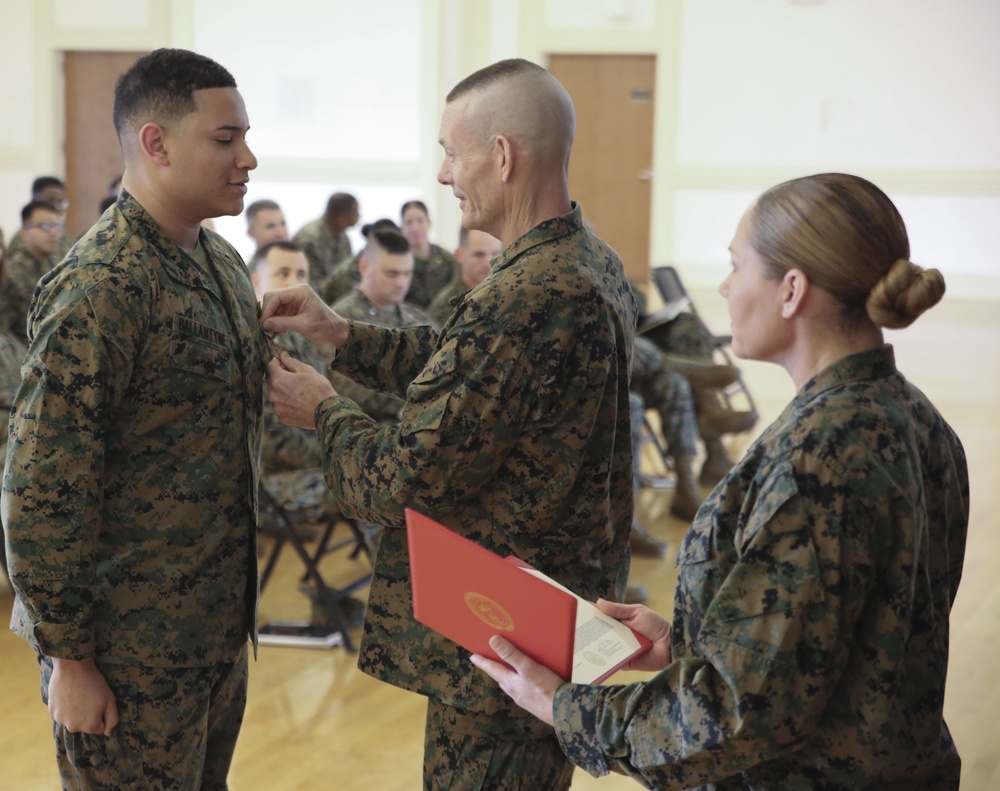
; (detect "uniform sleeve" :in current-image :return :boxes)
[552,453,864,787]
[315,311,535,527]
[331,320,439,398]
[329,370,403,423]
[3,274,143,659]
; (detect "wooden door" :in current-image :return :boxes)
[64,51,146,238]
[548,54,655,285]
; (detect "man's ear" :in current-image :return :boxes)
[495,134,514,183]
[781,268,809,319]
[357,254,370,280]
[138,122,170,166]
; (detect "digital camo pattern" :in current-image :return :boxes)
[553,345,968,790]
[317,252,360,306]
[3,190,269,667]
[630,335,698,457]
[0,328,26,541]
[315,204,637,716]
[291,217,352,291]
[639,310,717,364]
[329,288,440,423]
[426,272,469,328]
[424,697,575,790]
[409,242,459,309]
[1,241,66,341]
[42,646,248,789]
[260,330,337,514]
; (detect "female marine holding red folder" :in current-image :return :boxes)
[472,173,968,791]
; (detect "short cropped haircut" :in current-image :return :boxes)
[113,49,237,144]
[31,176,65,196]
[325,192,358,217]
[365,228,410,257]
[445,58,548,102]
[246,199,281,222]
[253,239,302,271]
[21,200,59,225]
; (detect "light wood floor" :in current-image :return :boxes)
[1,289,997,789]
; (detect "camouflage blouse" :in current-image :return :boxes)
[4,191,269,667]
[316,204,637,718]
[554,345,968,790]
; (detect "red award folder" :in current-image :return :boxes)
[406,508,651,684]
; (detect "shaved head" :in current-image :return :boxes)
[438,59,576,244]
[447,59,575,177]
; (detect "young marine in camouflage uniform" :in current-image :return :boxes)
[473,173,969,791]
[329,227,440,423]
[252,241,339,515]
[426,227,501,327]
[263,59,636,789]
[292,191,359,291]
[0,298,26,580]
[1,200,68,341]
[316,217,401,307]
[400,199,460,308]
[3,49,268,791]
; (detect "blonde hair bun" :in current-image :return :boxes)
[866,259,945,329]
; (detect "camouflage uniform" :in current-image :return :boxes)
[261,330,336,515]
[1,241,66,341]
[409,243,459,309]
[0,328,26,571]
[4,225,74,268]
[317,252,360,305]
[292,217,352,290]
[329,288,440,423]
[639,310,716,361]
[553,345,968,791]
[3,191,269,789]
[630,335,698,458]
[315,204,636,787]
[426,272,470,327]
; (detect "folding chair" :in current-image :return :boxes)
[645,265,757,419]
[257,483,373,651]
[637,413,677,490]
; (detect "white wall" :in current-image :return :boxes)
[1,0,998,299]
[521,0,1000,300]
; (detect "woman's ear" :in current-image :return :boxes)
[781,268,809,319]
[138,122,169,166]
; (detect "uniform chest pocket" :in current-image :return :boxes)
[168,315,233,383]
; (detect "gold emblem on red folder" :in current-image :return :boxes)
[464,592,515,631]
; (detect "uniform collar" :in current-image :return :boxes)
[490,202,583,274]
[116,190,236,298]
[796,344,897,404]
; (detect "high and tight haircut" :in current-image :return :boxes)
[246,199,282,223]
[401,200,429,221]
[253,239,303,272]
[22,200,59,225]
[113,49,237,145]
[365,228,410,258]
[325,192,358,217]
[31,176,65,197]
[445,58,548,103]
